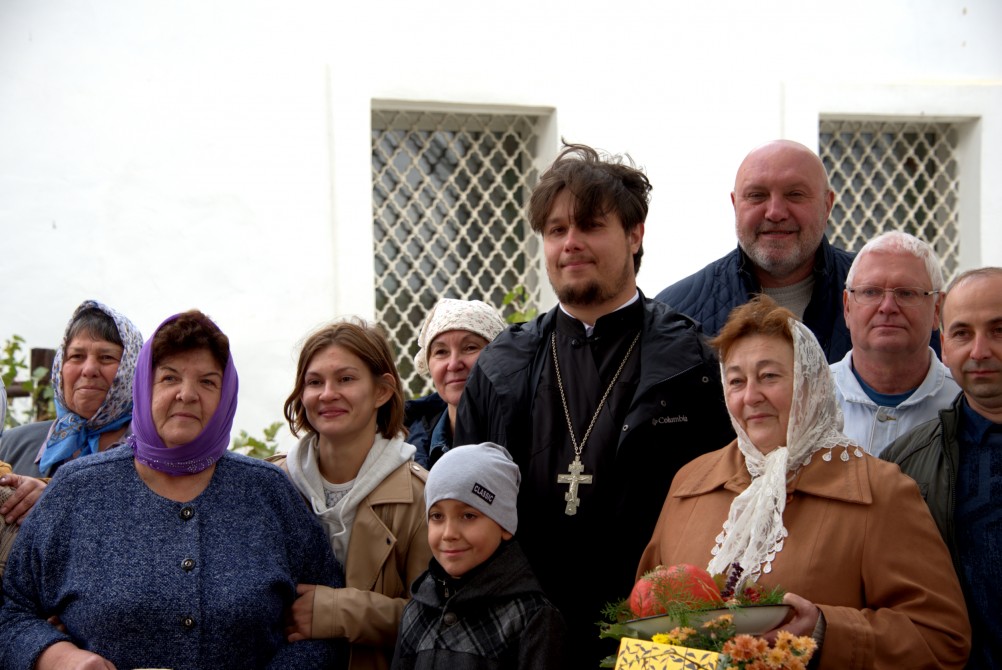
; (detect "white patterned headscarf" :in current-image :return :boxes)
[413,299,506,377]
[40,300,143,475]
[707,319,862,584]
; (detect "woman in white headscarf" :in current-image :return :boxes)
[404,299,505,469]
[637,295,970,669]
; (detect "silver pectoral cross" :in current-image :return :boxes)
[556,455,593,516]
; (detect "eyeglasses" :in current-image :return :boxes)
[847,286,939,306]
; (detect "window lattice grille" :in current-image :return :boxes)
[372,109,542,396]
[819,119,961,282]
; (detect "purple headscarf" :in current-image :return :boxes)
[129,313,239,476]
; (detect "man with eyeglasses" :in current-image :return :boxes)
[832,231,959,456]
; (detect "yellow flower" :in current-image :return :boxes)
[774,630,795,650]
[702,613,735,630]
[791,636,818,656]
[665,626,697,644]
[764,647,790,667]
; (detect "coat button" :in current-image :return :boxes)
[181,558,196,572]
[181,615,196,629]
[179,507,194,521]
[443,612,458,625]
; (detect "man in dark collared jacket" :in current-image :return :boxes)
[454,143,734,667]
[656,140,855,364]
[883,267,1002,670]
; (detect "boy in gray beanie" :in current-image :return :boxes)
[392,442,566,669]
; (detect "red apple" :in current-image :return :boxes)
[630,564,724,617]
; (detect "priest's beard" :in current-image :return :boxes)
[553,260,633,309]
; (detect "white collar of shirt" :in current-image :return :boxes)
[558,290,640,337]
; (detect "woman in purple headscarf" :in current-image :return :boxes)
[0,310,346,670]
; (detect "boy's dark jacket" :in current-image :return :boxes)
[391,541,566,669]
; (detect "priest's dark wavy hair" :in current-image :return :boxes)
[284,318,405,441]
[528,142,651,273]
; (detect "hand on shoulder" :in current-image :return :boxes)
[0,473,47,525]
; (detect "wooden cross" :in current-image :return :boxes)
[557,455,593,516]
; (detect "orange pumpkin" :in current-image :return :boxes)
[629,564,723,617]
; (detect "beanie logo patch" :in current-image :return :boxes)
[471,483,495,505]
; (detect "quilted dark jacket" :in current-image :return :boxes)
[654,237,855,363]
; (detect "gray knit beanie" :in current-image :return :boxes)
[424,442,520,535]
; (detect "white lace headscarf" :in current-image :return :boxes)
[707,319,862,584]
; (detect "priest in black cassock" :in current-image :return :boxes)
[455,143,736,667]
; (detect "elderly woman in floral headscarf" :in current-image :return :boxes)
[637,296,971,669]
[0,300,142,526]
[404,299,506,469]
[0,300,143,479]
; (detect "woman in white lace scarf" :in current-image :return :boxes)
[638,296,970,669]
[271,318,432,670]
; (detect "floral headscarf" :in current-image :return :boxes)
[39,300,143,475]
[707,319,863,584]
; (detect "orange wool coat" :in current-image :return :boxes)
[638,440,971,669]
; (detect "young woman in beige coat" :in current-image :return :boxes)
[276,319,432,670]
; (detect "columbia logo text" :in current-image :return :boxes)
[652,415,689,426]
[472,483,495,505]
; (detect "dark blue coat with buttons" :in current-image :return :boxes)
[0,447,346,670]
[454,295,734,666]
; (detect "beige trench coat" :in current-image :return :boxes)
[272,456,431,670]
[638,440,971,669]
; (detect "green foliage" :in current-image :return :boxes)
[3,335,55,429]
[1,335,27,389]
[230,421,284,459]
[501,285,538,324]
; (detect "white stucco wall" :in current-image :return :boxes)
[2,0,1000,448]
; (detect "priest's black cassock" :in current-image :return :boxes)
[522,300,645,667]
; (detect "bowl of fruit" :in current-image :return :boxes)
[621,563,790,638]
